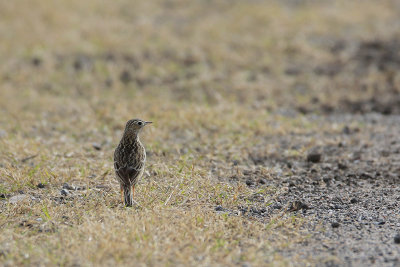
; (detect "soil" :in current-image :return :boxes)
[221,113,400,266]
[240,40,400,266]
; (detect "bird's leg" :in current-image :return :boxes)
[131,185,141,207]
[120,185,124,204]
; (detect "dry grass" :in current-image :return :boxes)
[0,0,399,266]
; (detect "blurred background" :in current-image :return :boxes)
[1,0,400,125]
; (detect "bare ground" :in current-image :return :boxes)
[226,113,400,266]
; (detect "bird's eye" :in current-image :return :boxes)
[137,121,143,126]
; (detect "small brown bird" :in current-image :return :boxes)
[114,119,152,206]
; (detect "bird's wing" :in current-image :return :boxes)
[114,160,145,185]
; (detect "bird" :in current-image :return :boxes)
[114,119,152,207]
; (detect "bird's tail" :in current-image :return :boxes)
[122,185,134,207]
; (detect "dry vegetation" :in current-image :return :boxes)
[1,0,400,266]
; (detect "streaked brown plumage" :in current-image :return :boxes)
[114,119,152,206]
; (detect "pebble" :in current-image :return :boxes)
[273,203,283,210]
[180,148,188,155]
[63,183,75,190]
[342,125,351,134]
[338,162,348,170]
[307,153,322,163]
[331,222,340,228]
[323,177,331,184]
[258,178,266,184]
[245,180,254,186]
[215,205,224,211]
[37,183,46,189]
[60,189,69,196]
[31,57,42,66]
[92,143,102,150]
[288,200,309,212]
[395,234,400,244]
[9,194,30,204]
[120,70,132,84]
[350,198,358,204]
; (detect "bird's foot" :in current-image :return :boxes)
[124,200,141,209]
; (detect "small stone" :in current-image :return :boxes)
[0,194,6,199]
[215,205,224,211]
[66,152,75,158]
[9,194,29,204]
[285,67,301,76]
[180,148,188,155]
[394,234,400,244]
[323,177,331,184]
[258,178,266,184]
[288,200,309,212]
[120,70,132,84]
[60,189,69,196]
[297,106,309,114]
[73,60,82,70]
[36,218,43,222]
[31,57,42,67]
[342,126,351,134]
[245,180,254,186]
[63,183,75,190]
[37,183,46,189]
[381,150,390,157]
[331,222,340,228]
[238,206,248,214]
[73,55,91,71]
[338,162,348,170]
[360,172,373,179]
[92,143,102,150]
[307,153,321,163]
[350,198,358,204]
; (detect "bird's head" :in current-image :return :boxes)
[123,119,152,139]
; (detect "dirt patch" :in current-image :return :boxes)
[353,39,400,72]
[218,114,400,266]
[295,38,400,116]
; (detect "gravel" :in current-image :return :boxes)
[60,189,69,196]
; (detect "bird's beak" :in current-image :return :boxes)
[145,121,152,125]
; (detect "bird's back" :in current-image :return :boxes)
[114,140,146,186]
